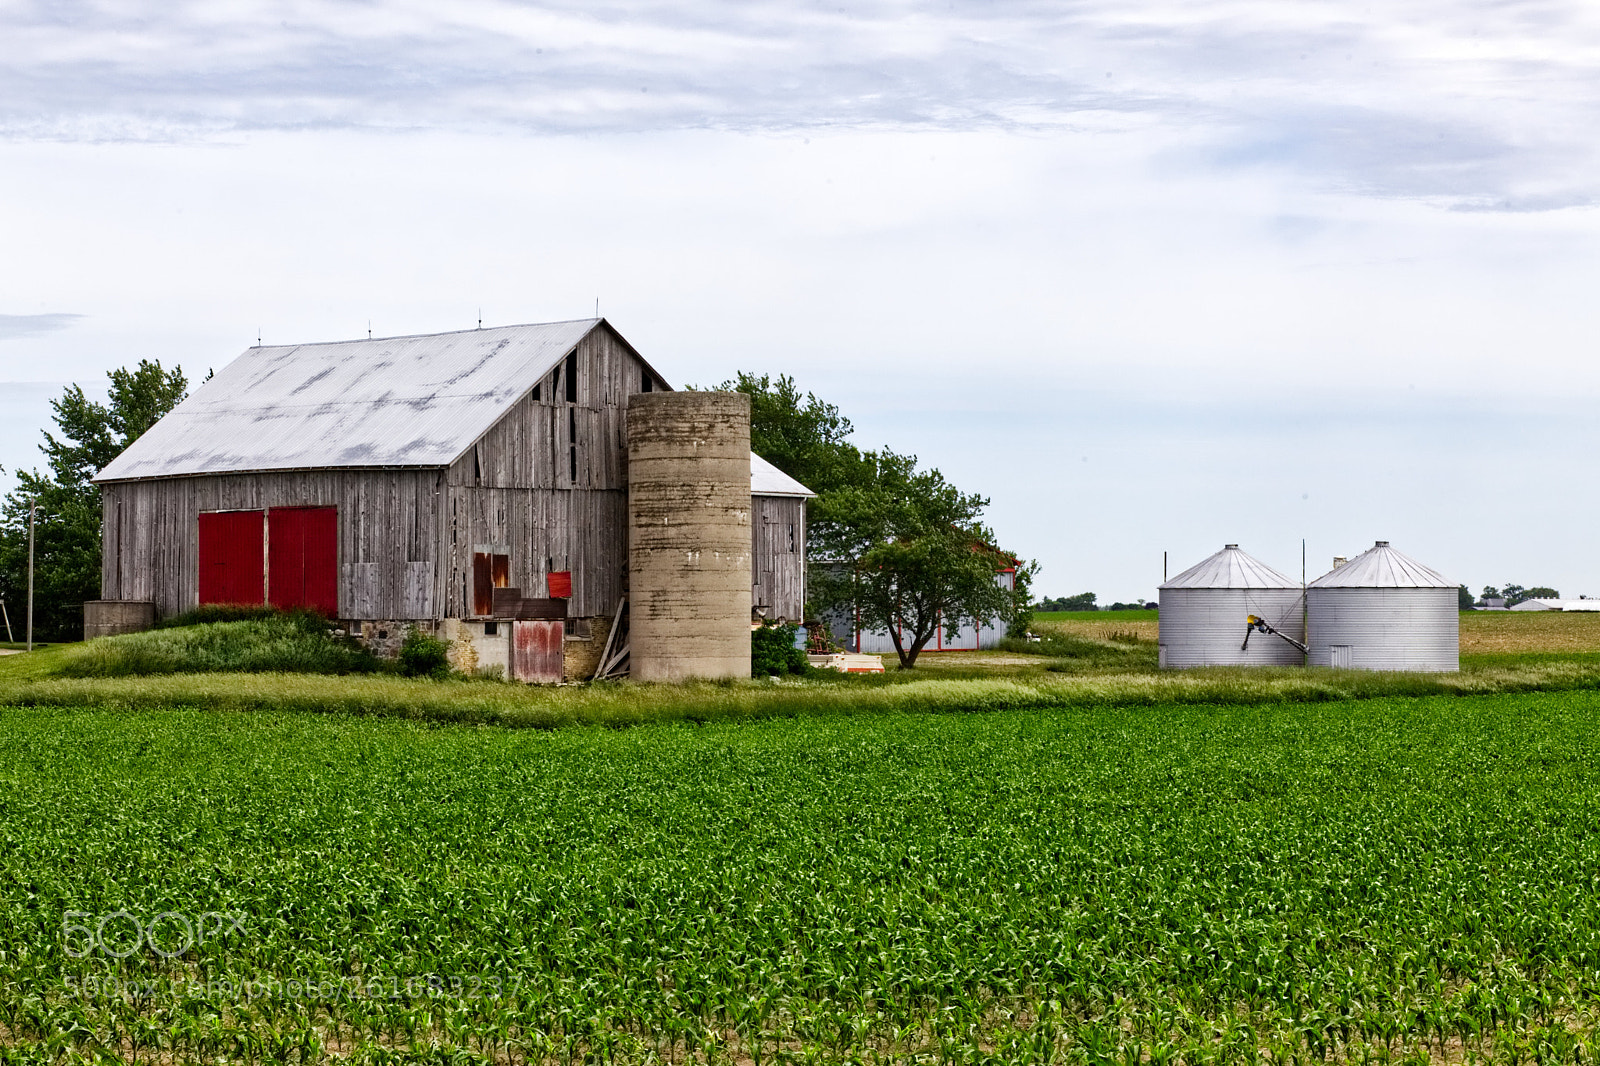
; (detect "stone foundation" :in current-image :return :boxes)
[439,618,511,679]
[344,619,427,659]
[347,617,611,681]
[563,614,613,681]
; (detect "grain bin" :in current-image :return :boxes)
[627,391,752,681]
[1158,545,1304,668]
[1307,541,1457,672]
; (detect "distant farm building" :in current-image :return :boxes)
[91,319,812,681]
[827,564,1017,654]
[1510,598,1600,612]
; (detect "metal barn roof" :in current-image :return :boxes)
[1160,544,1299,590]
[95,319,613,482]
[751,453,815,498]
[1309,541,1453,589]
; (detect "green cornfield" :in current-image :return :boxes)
[4,692,1600,1063]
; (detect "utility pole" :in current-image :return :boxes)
[27,498,36,652]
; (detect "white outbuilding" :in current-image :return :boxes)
[1306,541,1458,672]
[1158,545,1305,669]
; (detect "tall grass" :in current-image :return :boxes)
[53,616,382,678]
[6,659,1600,730]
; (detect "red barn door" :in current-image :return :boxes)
[267,507,338,616]
[198,511,265,605]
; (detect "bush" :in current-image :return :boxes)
[155,604,297,629]
[752,622,810,676]
[397,627,452,679]
[57,616,383,677]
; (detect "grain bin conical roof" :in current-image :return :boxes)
[1309,541,1452,588]
[1160,544,1298,590]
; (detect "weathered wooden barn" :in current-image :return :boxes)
[92,318,812,679]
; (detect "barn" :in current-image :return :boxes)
[91,319,812,680]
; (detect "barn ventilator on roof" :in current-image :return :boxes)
[1158,544,1305,669]
[1306,541,1458,672]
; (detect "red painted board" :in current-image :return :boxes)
[511,620,564,682]
[547,570,572,598]
[267,507,338,616]
[198,510,265,605]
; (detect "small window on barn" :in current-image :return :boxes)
[641,370,653,393]
[531,383,541,402]
[473,446,482,484]
[788,523,796,553]
[565,351,578,403]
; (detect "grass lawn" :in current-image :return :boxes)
[5,692,1600,1062]
[3,608,1600,1059]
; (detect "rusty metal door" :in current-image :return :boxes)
[511,620,564,683]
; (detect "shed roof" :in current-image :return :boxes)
[751,453,816,498]
[1309,542,1453,588]
[1160,545,1299,590]
[94,319,651,483]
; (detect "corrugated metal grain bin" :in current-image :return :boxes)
[1307,541,1458,672]
[1158,545,1304,669]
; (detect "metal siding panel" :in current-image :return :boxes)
[1307,586,1459,671]
[268,507,339,616]
[511,620,564,682]
[95,320,605,482]
[198,510,265,605]
[1158,587,1306,669]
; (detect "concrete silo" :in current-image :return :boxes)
[1158,545,1305,668]
[627,391,752,681]
[1307,541,1458,672]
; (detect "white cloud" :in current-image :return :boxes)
[6,1,1600,206]
[3,2,1598,597]
[0,313,84,339]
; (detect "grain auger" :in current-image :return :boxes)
[1241,614,1308,654]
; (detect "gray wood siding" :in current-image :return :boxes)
[101,470,442,620]
[440,323,657,619]
[100,323,671,623]
[752,495,806,621]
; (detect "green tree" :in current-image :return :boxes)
[1509,586,1559,606]
[0,361,187,641]
[811,465,1033,669]
[719,371,1036,665]
[1458,585,1475,610]
[716,372,881,494]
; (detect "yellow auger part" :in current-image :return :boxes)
[1247,614,1262,625]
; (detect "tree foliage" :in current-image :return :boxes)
[0,360,187,641]
[715,372,886,495]
[810,466,1028,668]
[1037,592,1099,612]
[723,373,1035,668]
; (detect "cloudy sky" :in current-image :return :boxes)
[4,0,1598,601]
